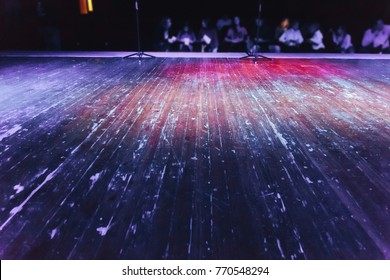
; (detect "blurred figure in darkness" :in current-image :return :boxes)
[304,22,325,52]
[330,26,354,53]
[154,17,177,51]
[216,14,232,52]
[216,14,233,32]
[247,17,273,53]
[177,22,197,52]
[361,19,390,53]
[224,16,248,52]
[198,18,219,52]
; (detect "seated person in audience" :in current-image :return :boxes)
[198,18,219,52]
[154,17,177,51]
[247,17,274,53]
[271,17,289,52]
[275,18,289,41]
[361,19,390,53]
[278,20,304,52]
[224,16,248,52]
[177,22,197,52]
[304,22,325,52]
[331,26,354,53]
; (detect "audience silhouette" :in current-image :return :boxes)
[330,26,354,53]
[177,22,197,52]
[154,17,177,52]
[198,18,219,52]
[278,21,304,52]
[361,19,390,53]
[224,16,249,52]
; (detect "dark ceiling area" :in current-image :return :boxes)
[0,0,389,51]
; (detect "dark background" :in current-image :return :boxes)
[1,0,390,51]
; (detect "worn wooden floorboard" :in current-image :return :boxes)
[0,57,389,259]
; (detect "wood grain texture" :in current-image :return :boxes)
[0,57,389,259]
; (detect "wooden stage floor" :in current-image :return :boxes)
[0,55,389,259]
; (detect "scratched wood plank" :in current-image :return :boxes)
[0,57,389,259]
